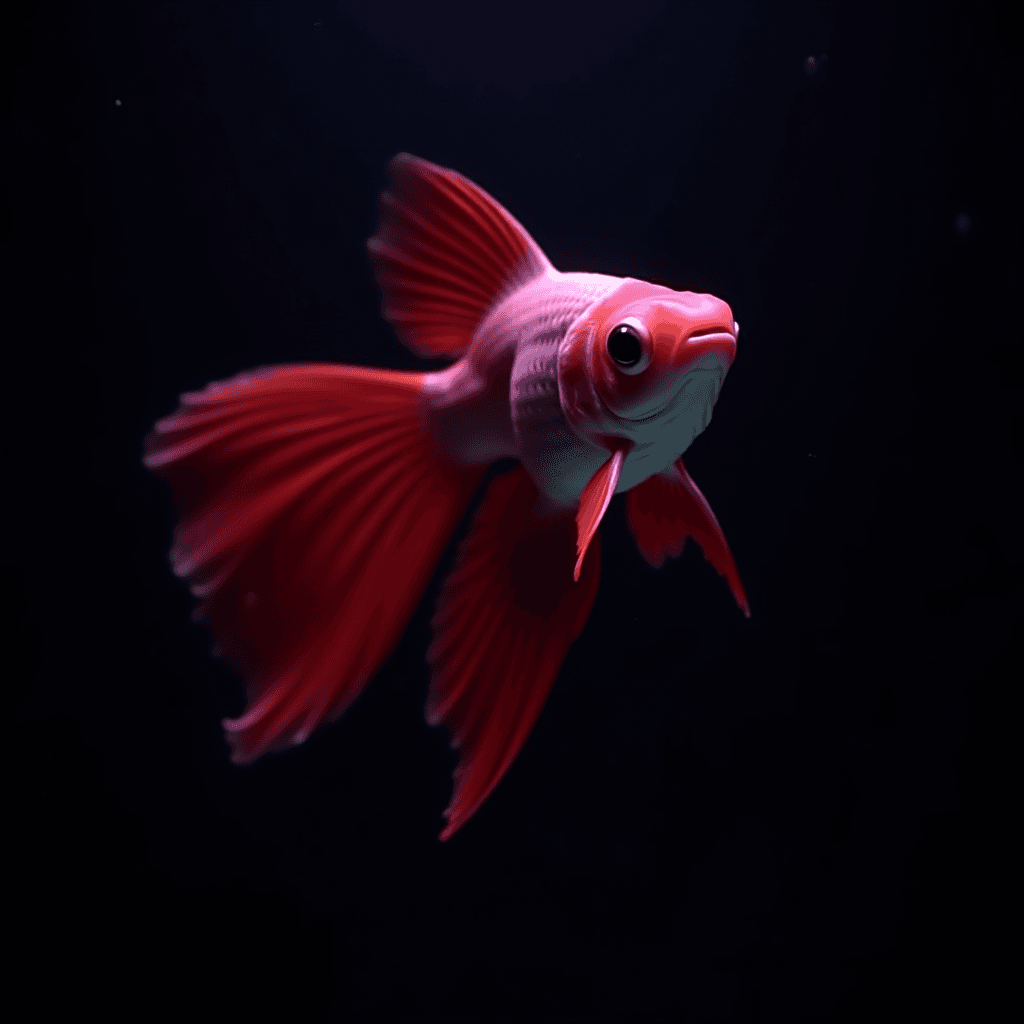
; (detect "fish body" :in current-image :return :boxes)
[145,154,749,839]
[426,268,738,510]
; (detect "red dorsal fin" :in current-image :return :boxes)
[367,153,553,359]
[426,467,601,840]
[626,457,750,617]
[575,449,625,582]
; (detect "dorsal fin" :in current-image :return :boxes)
[367,154,553,359]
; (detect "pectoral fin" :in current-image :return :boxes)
[626,457,750,617]
[575,448,625,582]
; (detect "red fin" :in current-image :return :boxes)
[575,449,625,582]
[367,153,553,360]
[144,364,483,763]
[426,467,601,840]
[626,457,750,617]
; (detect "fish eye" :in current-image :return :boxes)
[607,324,643,368]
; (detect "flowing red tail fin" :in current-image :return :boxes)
[144,364,482,762]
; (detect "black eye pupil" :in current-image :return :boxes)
[608,325,642,367]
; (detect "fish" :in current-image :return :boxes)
[144,154,750,840]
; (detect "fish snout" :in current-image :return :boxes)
[673,296,737,373]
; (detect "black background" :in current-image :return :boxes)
[5,3,1018,1021]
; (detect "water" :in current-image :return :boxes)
[7,3,1017,1020]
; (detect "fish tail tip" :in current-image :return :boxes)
[438,820,461,842]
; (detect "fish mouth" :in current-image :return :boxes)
[684,328,736,346]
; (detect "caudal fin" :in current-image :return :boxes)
[144,364,482,763]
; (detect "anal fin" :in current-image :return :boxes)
[426,467,602,840]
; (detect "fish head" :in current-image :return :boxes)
[558,278,738,460]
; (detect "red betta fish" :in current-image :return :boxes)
[144,154,750,840]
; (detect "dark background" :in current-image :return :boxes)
[5,2,1018,1021]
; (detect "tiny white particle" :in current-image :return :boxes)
[115,99,121,106]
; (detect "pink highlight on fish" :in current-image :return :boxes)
[144,154,750,840]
